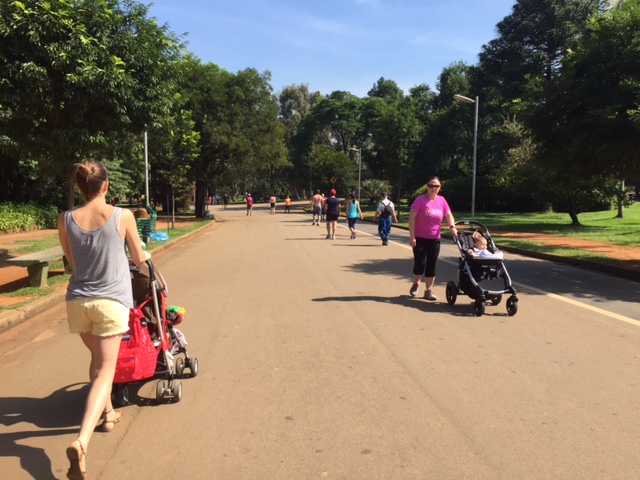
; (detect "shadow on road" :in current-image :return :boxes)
[313,294,503,317]
[0,382,89,480]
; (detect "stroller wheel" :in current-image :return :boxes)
[506,296,518,316]
[175,357,185,378]
[490,295,502,306]
[474,300,485,317]
[156,380,165,402]
[188,357,199,378]
[445,281,457,305]
[172,381,183,402]
[115,386,130,407]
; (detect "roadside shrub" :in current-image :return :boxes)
[0,203,60,233]
[409,177,546,214]
[361,179,392,206]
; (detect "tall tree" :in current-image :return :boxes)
[531,0,640,223]
[177,57,232,217]
[278,84,321,197]
[0,0,183,207]
[367,77,404,102]
[477,0,600,102]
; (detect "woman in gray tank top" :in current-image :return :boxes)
[58,160,150,480]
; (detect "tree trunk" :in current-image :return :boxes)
[568,210,581,226]
[617,179,624,219]
[194,179,208,218]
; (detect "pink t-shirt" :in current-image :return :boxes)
[410,194,451,239]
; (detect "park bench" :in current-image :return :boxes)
[135,206,158,244]
[6,246,71,288]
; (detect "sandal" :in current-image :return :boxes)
[100,409,124,433]
[66,439,87,480]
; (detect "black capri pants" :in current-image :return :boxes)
[412,237,441,278]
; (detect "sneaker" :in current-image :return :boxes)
[353,232,357,239]
[382,239,389,246]
[424,289,437,301]
[331,235,335,240]
[326,234,331,239]
[409,282,419,297]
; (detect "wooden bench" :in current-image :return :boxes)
[6,246,71,288]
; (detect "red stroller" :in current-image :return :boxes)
[111,260,198,406]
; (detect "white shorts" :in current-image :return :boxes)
[66,298,129,337]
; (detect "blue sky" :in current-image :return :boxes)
[146,0,515,97]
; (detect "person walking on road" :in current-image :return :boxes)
[58,160,150,480]
[346,192,363,239]
[311,190,323,225]
[246,194,254,216]
[408,176,458,301]
[269,194,277,215]
[374,191,398,246]
[223,193,229,209]
[284,195,292,213]
[324,189,341,240]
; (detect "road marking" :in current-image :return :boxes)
[512,282,640,327]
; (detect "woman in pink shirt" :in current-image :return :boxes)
[408,176,458,300]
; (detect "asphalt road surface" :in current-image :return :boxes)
[2,202,640,480]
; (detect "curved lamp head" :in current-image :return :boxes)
[453,94,475,104]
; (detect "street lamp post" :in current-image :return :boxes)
[453,94,479,221]
[349,147,362,204]
[144,127,150,208]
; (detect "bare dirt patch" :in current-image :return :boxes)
[494,231,640,269]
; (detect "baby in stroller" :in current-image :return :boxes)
[446,221,518,316]
[467,231,504,259]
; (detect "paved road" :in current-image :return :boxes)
[2,202,640,479]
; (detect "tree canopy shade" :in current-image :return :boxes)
[0,0,184,207]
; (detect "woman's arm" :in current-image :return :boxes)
[122,209,151,266]
[408,209,418,247]
[57,212,74,268]
[445,210,458,237]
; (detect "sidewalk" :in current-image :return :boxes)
[0,219,216,333]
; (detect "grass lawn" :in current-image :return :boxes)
[357,200,639,266]
[359,201,639,247]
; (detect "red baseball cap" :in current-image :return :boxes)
[330,189,336,196]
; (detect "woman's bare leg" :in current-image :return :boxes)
[76,333,122,449]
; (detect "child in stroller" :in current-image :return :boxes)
[467,231,504,259]
[446,221,518,316]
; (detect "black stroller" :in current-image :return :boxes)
[446,221,518,316]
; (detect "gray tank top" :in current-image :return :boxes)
[65,207,133,308]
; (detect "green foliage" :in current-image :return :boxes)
[361,179,391,206]
[309,145,355,195]
[0,203,59,232]
[534,0,640,180]
[0,0,185,208]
